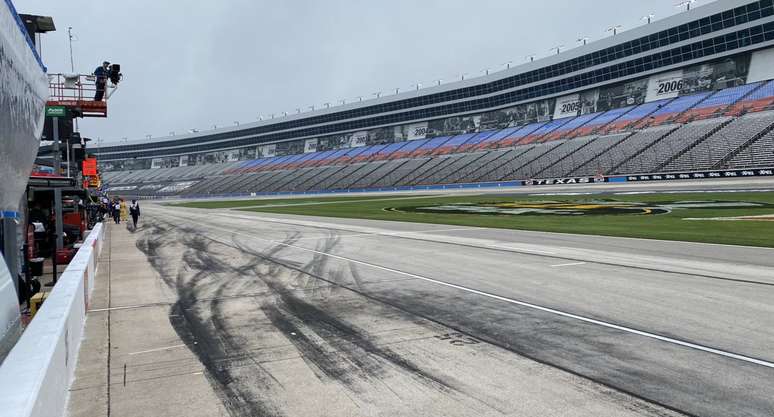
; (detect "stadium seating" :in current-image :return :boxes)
[674,82,763,123]
[104,80,774,198]
[632,93,712,129]
[540,112,603,142]
[726,80,774,115]
[615,118,730,174]
[662,111,774,172]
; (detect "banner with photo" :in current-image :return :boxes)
[645,54,751,102]
[366,126,402,145]
[259,143,276,158]
[579,89,599,115]
[304,138,318,153]
[426,114,481,137]
[479,98,555,131]
[597,77,648,112]
[317,134,350,152]
[275,140,304,156]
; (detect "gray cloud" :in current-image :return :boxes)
[23,0,694,143]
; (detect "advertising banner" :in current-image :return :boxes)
[260,143,276,158]
[579,89,600,115]
[597,78,648,111]
[179,156,188,167]
[645,55,750,102]
[646,70,685,102]
[150,158,163,169]
[406,122,429,140]
[748,47,774,83]
[553,94,582,119]
[626,168,774,182]
[304,138,318,153]
[350,131,368,147]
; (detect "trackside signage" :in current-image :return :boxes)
[627,168,774,181]
[45,106,66,117]
[522,176,610,186]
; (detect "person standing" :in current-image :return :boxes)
[119,199,128,223]
[113,199,121,224]
[93,61,110,101]
[129,200,141,230]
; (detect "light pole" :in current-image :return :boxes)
[641,13,655,24]
[413,83,422,90]
[394,87,400,95]
[525,55,535,62]
[324,102,331,108]
[550,45,564,55]
[373,91,381,99]
[357,96,363,102]
[502,61,512,69]
[339,99,346,105]
[676,0,696,11]
[435,79,442,86]
[482,68,491,75]
[607,25,622,36]
[577,37,589,46]
[296,108,301,113]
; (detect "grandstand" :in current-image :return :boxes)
[99,0,774,198]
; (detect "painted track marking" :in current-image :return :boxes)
[128,344,189,356]
[551,262,587,267]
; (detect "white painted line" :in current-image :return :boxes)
[550,262,587,268]
[88,301,173,312]
[128,343,188,356]
[487,244,557,255]
[207,224,774,370]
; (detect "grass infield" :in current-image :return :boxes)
[177,192,774,247]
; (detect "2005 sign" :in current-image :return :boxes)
[560,101,581,114]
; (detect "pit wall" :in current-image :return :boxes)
[0,223,105,417]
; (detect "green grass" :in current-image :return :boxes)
[170,194,421,209]
[185,192,774,247]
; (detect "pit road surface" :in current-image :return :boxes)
[72,201,774,417]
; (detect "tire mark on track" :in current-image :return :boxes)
[151,212,692,417]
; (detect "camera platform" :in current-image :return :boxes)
[46,73,117,118]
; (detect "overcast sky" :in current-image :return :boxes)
[22,0,703,143]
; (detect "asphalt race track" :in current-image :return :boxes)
[118,180,774,417]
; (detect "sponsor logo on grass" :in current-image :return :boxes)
[396,200,772,216]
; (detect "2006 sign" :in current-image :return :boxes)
[657,79,685,95]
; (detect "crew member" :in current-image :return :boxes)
[93,61,110,101]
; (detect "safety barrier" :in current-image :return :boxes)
[0,223,105,417]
